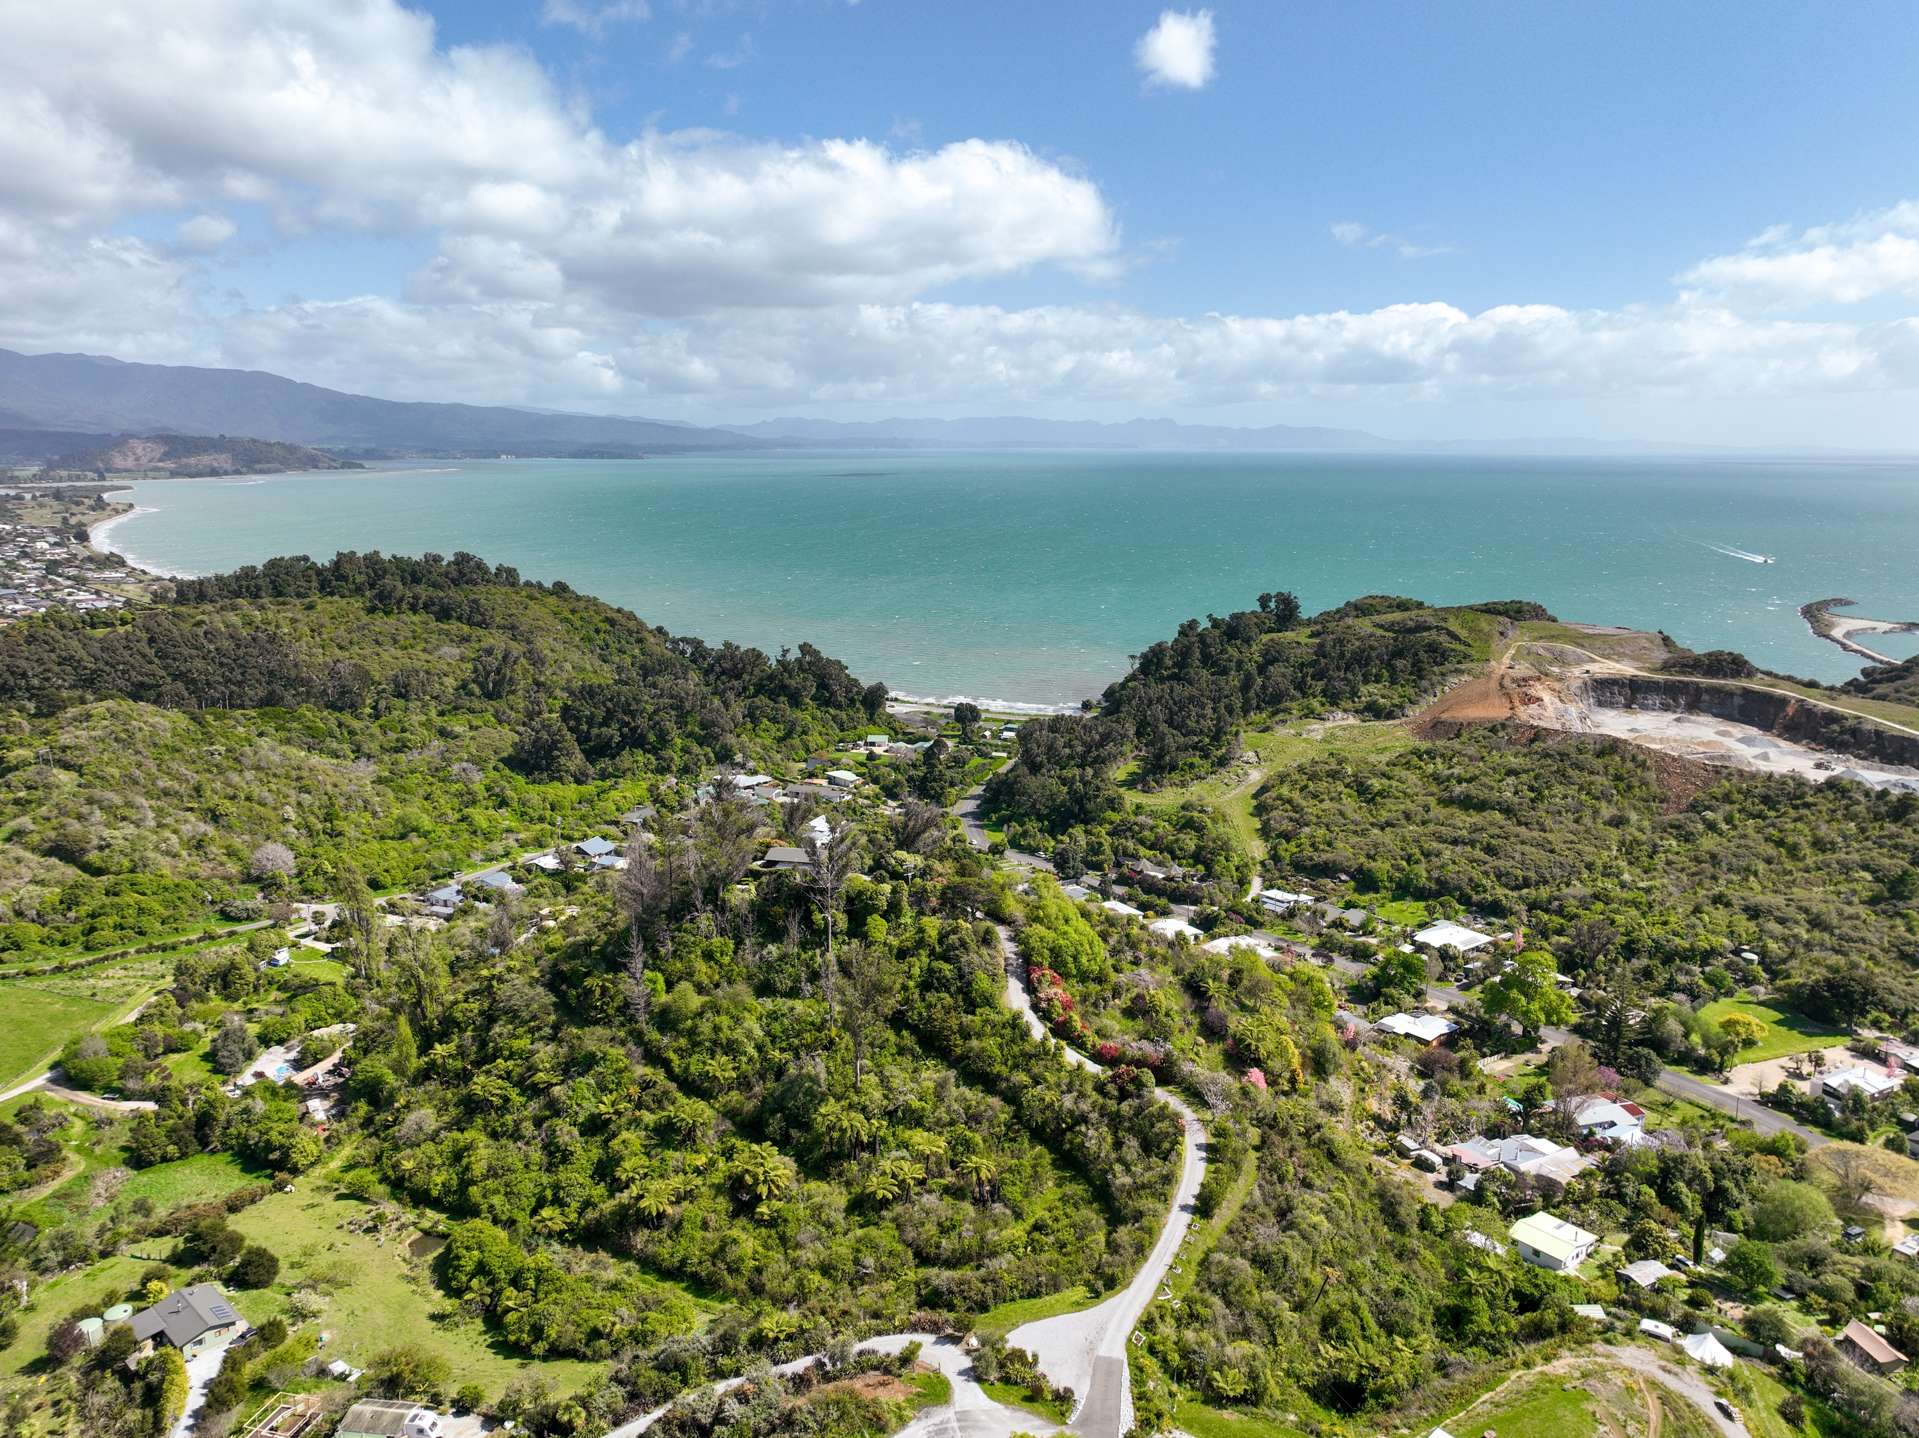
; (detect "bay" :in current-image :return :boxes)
[102,451,1919,706]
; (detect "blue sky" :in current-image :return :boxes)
[5,1,1919,443]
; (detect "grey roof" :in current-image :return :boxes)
[338,1400,440,1437]
[129,1284,239,1347]
[576,836,617,857]
[468,869,519,890]
[620,805,656,824]
[762,845,812,867]
[425,884,462,904]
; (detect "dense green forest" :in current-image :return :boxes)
[1258,728,1919,1023]
[0,552,886,952]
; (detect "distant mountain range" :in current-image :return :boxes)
[0,347,761,455]
[0,346,1873,460]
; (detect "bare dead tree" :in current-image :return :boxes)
[623,921,651,1028]
[802,823,860,1003]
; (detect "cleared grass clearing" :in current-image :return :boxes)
[1127,721,1419,863]
[1695,997,1849,1065]
[0,982,117,1091]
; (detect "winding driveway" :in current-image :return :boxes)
[998,925,1208,1436]
[599,922,1209,1438]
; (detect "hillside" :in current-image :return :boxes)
[2,568,1912,1438]
[0,347,764,455]
[43,432,363,477]
[0,551,885,954]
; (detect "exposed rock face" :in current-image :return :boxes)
[1578,674,1919,770]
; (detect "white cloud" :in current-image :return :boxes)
[176,212,238,253]
[1135,9,1216,91]
[2,0,1919,440]
[1330,220,1453,261]
[541,0,650,36]
[1678,201,1919,306]
[0,0,1120,312]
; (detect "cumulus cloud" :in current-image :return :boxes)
[1678,200,1919,306]
[3,0,1919,434]
[1135,9,1216,90]
[175,212,238,253]
[1330,220,1453,261]
[0,0,1119,309]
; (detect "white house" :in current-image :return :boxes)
[1257,888,1313,916]
[1573,1097,1648,1145]
[824,768,863,789]
[1149,916,1204,942]
[1377,1012,1459,1044]
[1451,1133,1593,1185]
[1101,899,1145,920]
[1813,1065,1902,1103]
[1201,935,1279,958]
[1508,1211,1599,1272]
[1411,920,1496,955]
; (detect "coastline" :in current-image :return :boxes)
[1801,596,1919,666]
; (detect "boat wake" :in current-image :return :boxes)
[1701,541,1775,565]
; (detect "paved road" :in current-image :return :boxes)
[603,1335,1041,1438]
[952,786,1053,872]
[1654,1068,1828,1147]
[998,926,1208,1438]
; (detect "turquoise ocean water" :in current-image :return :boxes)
[102,452,1919,707]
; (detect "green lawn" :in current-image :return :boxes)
[1172,1399,1314,1438]
[0,983,118,1091]
[974,1285,1097,1339]
[0,1256,151,1378]
[979,1380,1073,1425]
[1696,997,1850,1065]
[222,1164,630,1404]
[119,1152,262,1209]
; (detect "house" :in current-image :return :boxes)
[731,773,776,791]
[1101,899,1145,920]
[760,846,813,871]
[1638,1319,1678,1342]
[1257,888,1313,916]
[801,815,834,846]
[1893,1235,1919,1261]
[620,805,657,827]
[1200,935,1279,958]
[1508,1211,1599,1272]
[525,852,563,873]
[1377,1012,1458,1044]
[1573,1098,1648,1146]
[1814,1065,1902,1103]
[421,883,462,917]
[1839,1319,1910,1374]
[824,769,862,789]
[1619,1259,1679,1289]
[1149,916,1203,942]
[1411,920,1496,955]
[1061,883,1093,901]
[575,836,618,859]
[1312,900,1368,929]
[336,1401,453,1438]
[129,1284,243,1358]
[863,734,889,751]
[1450,1134,1592,1185]
[1678,1331,1736,1369]
[467,869,522,897]
[264,947,291,969]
